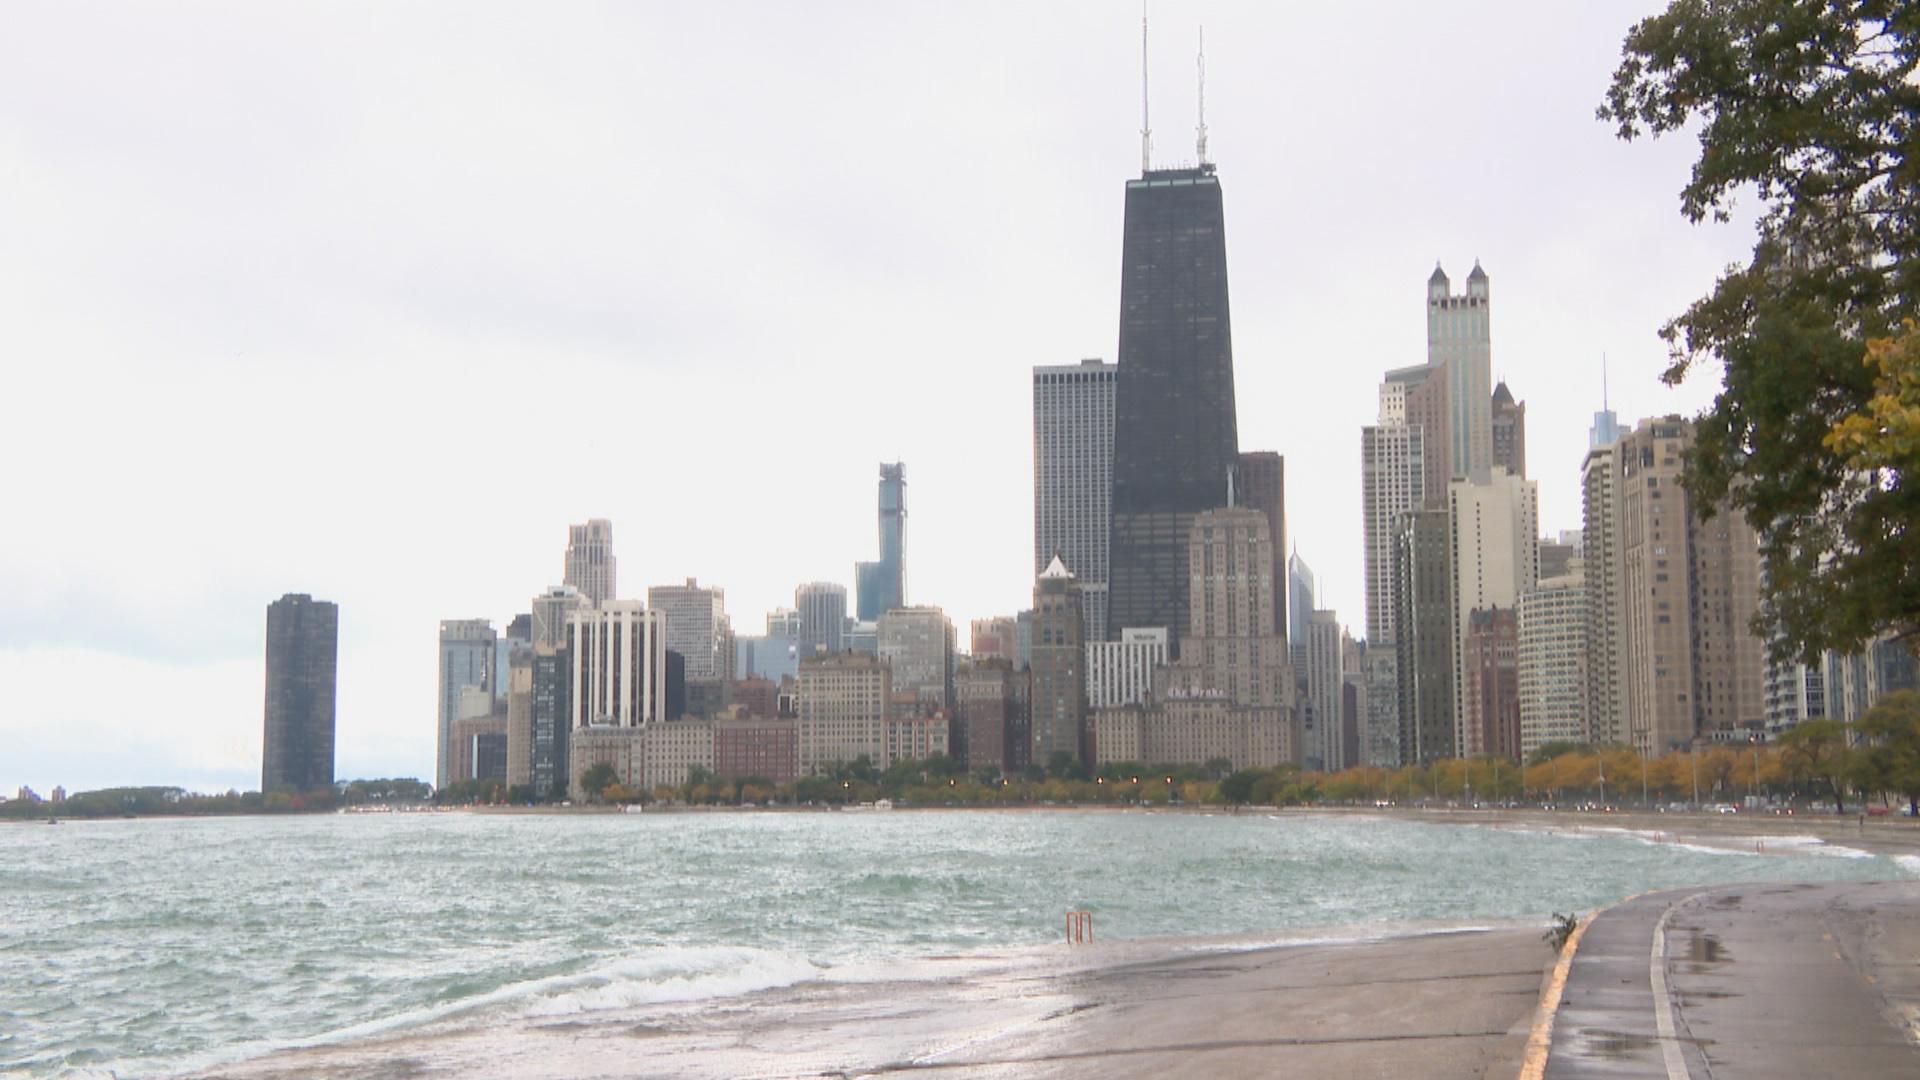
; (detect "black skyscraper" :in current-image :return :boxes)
[1106,164,1239,649]
[262,593,338,793]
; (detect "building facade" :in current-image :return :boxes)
[795,582,847,658]
[1086,627,1169,709]
[563,519,616,606]
[1518,568,1588,757]
[436,618,495,790]
[797,651,889,774]
[1033,359,1115,643]
[1107,165,1240,648]
[1428,263,1493,481]
[647,578,728,683]
[877,606,955,717]
[855,462,907,621]
[567,601,670,729]
[1030,556,1087,766]
[1394,509,1455,763]
[1448,470,1539,758]
[262,593,338,793]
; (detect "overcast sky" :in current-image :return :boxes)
[1,1,1751,794]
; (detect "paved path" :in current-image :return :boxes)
[1546,881,1920,1078]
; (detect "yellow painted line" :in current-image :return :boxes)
[1518,913,1594,1080]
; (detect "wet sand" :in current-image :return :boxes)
[189,924,1553,1080]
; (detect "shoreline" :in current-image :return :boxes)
[186,919,1555,1080]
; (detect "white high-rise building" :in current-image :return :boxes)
[563,519,616,606]
[567,601,670,729]
[1033,359,1115,642]
[1427,263,1493,482]
[1518,565,1589,757]
[648,578,728,682]
[1086,627,1169,709]
[1362,422,1427,643]
[1448,469,1539,755]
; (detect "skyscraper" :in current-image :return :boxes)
[647,578,728,683]
[564,519,616,606]
[1428,263,1493,482]
[1490,381,1526,478]
[567,601,670,729]
[1394,509,1455,763]
[262,593,338,793]
[1107,164,1240,649]
[877,606,955,717]
[1448,470,1539,758]
[1234,451,1287,638]
[436,619,495,790]
[795,582,847,657]
[855,463,907,620]
[1034,359,1115,641]
[1582,408,1627,746]
[1030,556,1087,766]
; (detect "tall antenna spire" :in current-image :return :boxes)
[1195,26,1208,164]
[1602,352,1610,410]
[1140,4,1152,173]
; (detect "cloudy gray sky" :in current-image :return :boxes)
[1,1,1748,793]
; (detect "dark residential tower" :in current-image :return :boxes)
[1106,164,1239,650]
[262,593,338,793]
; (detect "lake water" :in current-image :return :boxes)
[3,809,1910,1077]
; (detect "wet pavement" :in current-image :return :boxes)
[1545,881,1920,1078]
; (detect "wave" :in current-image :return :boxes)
[1892,854,1920,877]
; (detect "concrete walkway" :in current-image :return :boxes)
[1545,881,1920,1078]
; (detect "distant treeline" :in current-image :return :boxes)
[1,778,432,819]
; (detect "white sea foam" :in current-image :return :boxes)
[1893,854,1920,877]
[517,946,821,1017]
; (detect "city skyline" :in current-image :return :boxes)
[1,1,1746,792]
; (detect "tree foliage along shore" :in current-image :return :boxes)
[16,695,1920,818]
[1599,1,1919,661]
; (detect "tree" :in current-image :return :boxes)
[1778,718,1854,812]
[1855,688,1920,815]
[579,762,618,801]
[1600,2,1920,661]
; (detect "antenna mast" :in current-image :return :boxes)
[1140,6,1152,173]
[1602,353,1610,410]
[1195,26,1208,164]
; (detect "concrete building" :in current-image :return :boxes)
[1538,534,1580,582]
[1234,451,1288,638]
[884,713,950,765]
[495,615,530,705]
[713,716,798,784]
[877,606,955,717]
[1428,262,1493,482]
[854,462,907,621]
[1518,567,1589,757]
[567,601,670,729]
[1394,509,1455,763]
[1361,420,1427,644]
[531,584,586,651]
[1617,418,1765,754]
[1030,555,1087,766]
[1086,627,1169,709]
[731,676,779,720]
[505,648,535,788]
[1459,607,1520,760]
[969,616,1019,664]
[1034,359,1115,643]
[797,651,889,774]
[563,519,616,606]
[1582,412,1629,747]
[1303,610,1345,772]
[1363,648,1400,767]
[1093,697,1291,772]
[1490,381,1526,478]
[436,618,495,790]
[795,582,847,658]
[262,593,338,794]
[638,721,715,791]
[450,712,508,783]
[567,724,640,801]
[957,658,1028,774]
[647,579,728,683]
[1448,470,1539,758]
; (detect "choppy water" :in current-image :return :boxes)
[2,809,1909,1077]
